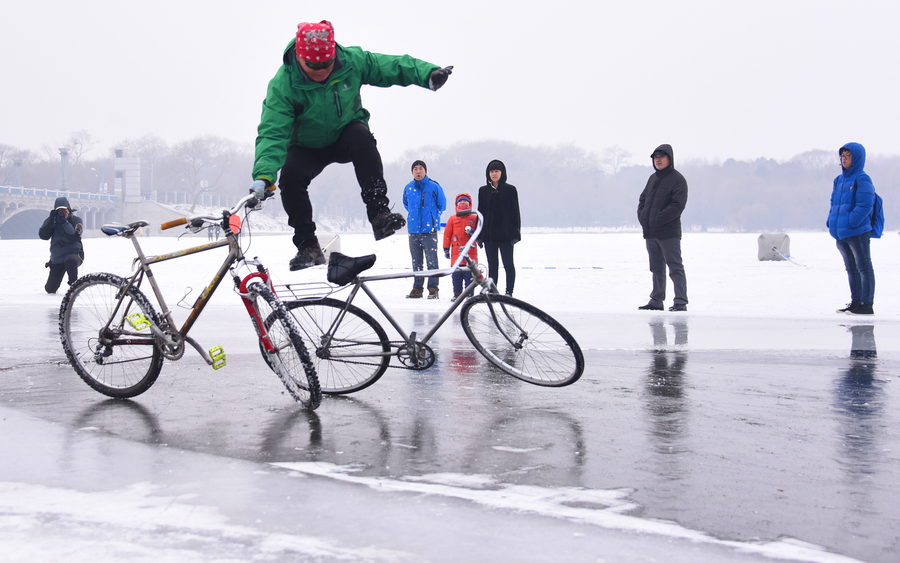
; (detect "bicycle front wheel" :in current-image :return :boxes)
[284,298,390,394]
[460,294,584,387]
[59,273,164,398]
[251,283,322,410]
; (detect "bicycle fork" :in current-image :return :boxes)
[237,271,276,353]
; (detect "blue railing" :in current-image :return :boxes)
[0,186,119,202]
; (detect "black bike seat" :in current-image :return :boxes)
[327,252,377,286]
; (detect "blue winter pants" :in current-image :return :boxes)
[836,232,875,305]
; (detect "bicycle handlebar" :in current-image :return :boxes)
[161,217,188,230]
[159,190,273,231]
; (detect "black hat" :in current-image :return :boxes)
[411,160,427,172]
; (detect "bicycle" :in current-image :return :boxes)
[58,189,322,410]
[274,210,584,394]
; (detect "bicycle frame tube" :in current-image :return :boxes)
[331,256,483,349]
[129,234,242,338]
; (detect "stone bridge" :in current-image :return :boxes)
[0,186,119,232]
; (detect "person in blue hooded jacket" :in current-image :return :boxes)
[827,142,876,315]
[403,160,446,298]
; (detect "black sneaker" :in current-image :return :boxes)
[669,304,687,312]
[372,210,406,241]
[836,301,861,313]
[289,242,326,271]
[847,303,874,315]
[638,303,664,311]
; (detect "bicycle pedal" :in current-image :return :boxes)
[126,312,152,331]
[210,345,227,370]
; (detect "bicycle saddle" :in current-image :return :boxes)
[327,252,376,286]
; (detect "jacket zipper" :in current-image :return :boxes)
[333,90,343,118]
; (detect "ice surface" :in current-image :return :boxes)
[2,226,897,562]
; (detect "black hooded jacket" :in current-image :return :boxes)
[38,196,85,263]
[637,144,688,239]
[476,159,521,244]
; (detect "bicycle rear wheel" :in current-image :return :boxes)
[59,273,164,398]
[251,283,322,410]
[460,294,584,387]
[283,298,390,394]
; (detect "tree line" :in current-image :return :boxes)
[2,133,896,232]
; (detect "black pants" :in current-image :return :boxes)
[483,241,516,294]
[645,237,688,306]
[279,121,390,249]
[45,253,83,293]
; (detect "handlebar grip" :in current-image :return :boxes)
[161,217,188,230]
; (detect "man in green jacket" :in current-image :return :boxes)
[249,20,453,271]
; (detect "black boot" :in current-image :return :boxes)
[289,241,326,271]
[371,210,406,241]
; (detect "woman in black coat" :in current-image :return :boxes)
[476,159,521,295]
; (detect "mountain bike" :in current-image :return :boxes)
[274,210,584,394]
[58,189,322,410]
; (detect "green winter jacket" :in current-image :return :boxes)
[252,41,439,184]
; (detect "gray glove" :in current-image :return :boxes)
[429,66,453,91]
[249,180,268,199]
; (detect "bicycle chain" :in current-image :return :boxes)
[316,340,425,371]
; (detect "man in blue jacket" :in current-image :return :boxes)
[827,142,876,315]
[403,160,446,298]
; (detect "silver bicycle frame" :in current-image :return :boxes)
[321,210,490,351]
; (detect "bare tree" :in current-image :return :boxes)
[66,130,96,165]
[790,149,834,173]
[601,145,632,175]
[170,136,248,212]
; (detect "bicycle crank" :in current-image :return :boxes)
[397,341,435,370]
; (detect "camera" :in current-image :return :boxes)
[56,208,67,217]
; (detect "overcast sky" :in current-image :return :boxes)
[3,0,899,166]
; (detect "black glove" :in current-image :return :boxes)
[429,66,453,91]
[55,211,68,224]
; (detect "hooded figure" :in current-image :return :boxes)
[828,142,876,315]
[827,142,875,241]
[38,196,85,293]
[476,159,521,295]
[443,192,479,299]
[636,144,689,311]
[443,192,478,263]
[637,144,688,240]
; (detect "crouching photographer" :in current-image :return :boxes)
[38,197,84,294]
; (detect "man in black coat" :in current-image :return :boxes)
[637,144,689,312]
[38,196,85,293]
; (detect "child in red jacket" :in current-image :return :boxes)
[443,193,479,300]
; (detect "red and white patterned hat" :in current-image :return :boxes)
[295,20,335,62]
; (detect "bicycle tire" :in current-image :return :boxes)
[59,273,165,398]
[251,283,322,410]
[460,294,584,387]
[281,298,390,395]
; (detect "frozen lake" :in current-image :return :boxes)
[1,226,898,562]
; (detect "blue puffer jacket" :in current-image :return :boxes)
[827,142,875,241]
[403,175,446,234]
